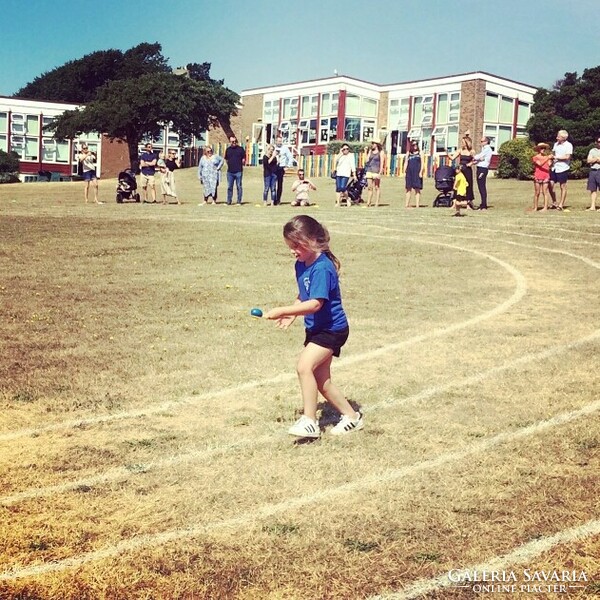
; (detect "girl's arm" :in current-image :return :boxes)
[420,152,426,178]
[264,297,324,329]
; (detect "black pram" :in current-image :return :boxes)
[346,167,367,204]
[432,164,455,207]
[116,169,140,203]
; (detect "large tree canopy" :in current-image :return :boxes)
[15,43,170,103]
[527,66,600,160]
[21,44,239,170]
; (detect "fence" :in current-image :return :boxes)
[184,144,453,179]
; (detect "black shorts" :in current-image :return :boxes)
[550,170,569,184]
[304,327,349,357]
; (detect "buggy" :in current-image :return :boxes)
[346,167,367,204]
[116,169,140,203]
[432,165,455,207]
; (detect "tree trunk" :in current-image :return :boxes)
[128,139,140,173]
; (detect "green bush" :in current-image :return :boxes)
[496,138,534,180]
[0,149,20,184]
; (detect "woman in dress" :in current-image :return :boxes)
[198,146,224,204]
[403,140,425,208]
[449,133,475,205]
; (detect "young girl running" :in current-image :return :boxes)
[264,215,363,438]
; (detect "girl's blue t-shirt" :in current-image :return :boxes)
[295,253,348,332]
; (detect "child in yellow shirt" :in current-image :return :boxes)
[451,166,471,217]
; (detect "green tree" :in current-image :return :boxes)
[15,43,170,103]
[48,71,239,170]
[527,66,600,162]
[0,149,20,183]
[496,138,534,180]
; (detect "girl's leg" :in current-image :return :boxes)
[375,180,381,206]
[415,189,421,208]
[296,343,334,420]
[263,177,269,202]
[313,353,357,419]
[533,182,540,210]
[366,180,373,206]
[405,189,411,208]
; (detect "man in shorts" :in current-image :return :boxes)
[586,137,600,211]
[139,142,157,203]
[549,130,573,210]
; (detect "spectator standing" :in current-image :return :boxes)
[164,150,181,204]
[471,136,493,210]
[333,144,356,207]
[365,141,385,207]
[224,136,246,205]
[586,136,600,211]
[403,140,425,208]
[291,169,316,206]
[78,144,101,204]
[274,135,294,205]
[198,146,224,205]
[262,144,278,206]
[448,133,475,204]
[139,142,157,203]
[549,130,573,210]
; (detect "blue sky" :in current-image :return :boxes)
[2,0,598,97]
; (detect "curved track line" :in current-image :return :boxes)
[0,237,526,442]
[1,329,598,507]
[370,519,600,599]
[1,397,598,581]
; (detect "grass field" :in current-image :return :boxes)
[0,167,598,599]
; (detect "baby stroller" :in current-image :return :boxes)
[432,165,455,207]
[116,169,140,203]
[346,167,367,204]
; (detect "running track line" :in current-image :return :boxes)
[0,239,527,443]
[369,519,600,599]
[1,328,598,507]
[1,397,598,581]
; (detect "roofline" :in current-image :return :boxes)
[241,70,538,96]
[0,94,82,109]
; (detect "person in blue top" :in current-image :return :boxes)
[265,215,364,438]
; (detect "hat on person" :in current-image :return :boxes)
[534,142,549,151]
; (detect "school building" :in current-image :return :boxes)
[234,71,538,174]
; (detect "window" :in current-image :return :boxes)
[282,97,298,120]
[484,93,499,122]
[421,127,432,154]
[432,126,447,152]
[11,136,25,157]
[0,112,7,133]
[408,127,422,141]
[412,97,423,126]
[299,119,317,144]
[448,92,460,123]
[346,94,360,116]
[499,96,514,123]
[517,101,530,127]
[42,116,55,135]
[42,138,57,161]
[11,113,25,134]
[320,92,338,116]
[447,125,459,151]
[436,94,448,123]
[362,119,376,142]
[319,117,337,142]
[0,134,7,152]
[389,98,410,129]
[26,115,40,136]
[362,97,377,118]
[301,95,318,118]
[344,117,361,141]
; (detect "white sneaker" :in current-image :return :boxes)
[288,415,320,438]
[330,411,364,436]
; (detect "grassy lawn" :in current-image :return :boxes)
[0,168,598,599]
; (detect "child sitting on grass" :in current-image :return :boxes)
[291,169,316,206]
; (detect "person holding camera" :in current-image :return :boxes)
[78,144,101,204]
[274,135,294,205]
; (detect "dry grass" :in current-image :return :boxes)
[0,168,598,599]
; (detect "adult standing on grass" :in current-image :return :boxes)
[78,144,101,204]
[264,215,363,438]
[549,129,573,211]
[224,136,245,205]
[139,142,157,203]
[403,140,425,208]
[365,141,385,207]
[448,132,475,205]
[585,136,600,211]
[165,150,181,204]
[198,146,224,205]
[262,144,278,206]
[471,136,493,210]
[274,135,294,205]
[333,144,356,207]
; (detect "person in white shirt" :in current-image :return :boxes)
[471,136,493,210]
[549,129,573,210]
[274,135,294,205]
[586,136,600,211]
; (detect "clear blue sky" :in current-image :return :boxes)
[2,0,598,97]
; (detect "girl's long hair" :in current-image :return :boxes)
[283,215,341,272]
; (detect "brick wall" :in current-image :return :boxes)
[460,79,486,139]
[378,91,389,144]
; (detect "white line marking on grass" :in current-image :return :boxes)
[369,519,600,599]
[2,329,598,507]
[1,398,598,581]
[0,240,526,443]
